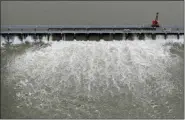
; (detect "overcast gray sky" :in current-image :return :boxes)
[1,1,184,26]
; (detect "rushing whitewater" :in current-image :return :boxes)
[1,36,184,119]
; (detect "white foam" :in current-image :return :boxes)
[12,36,23,45]
[24,36,35,44]
[7,37,183,101]
[40,36,49,44]
[1,36,7,47]
[156,35,165,40]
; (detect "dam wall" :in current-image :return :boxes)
[1,25,184,41]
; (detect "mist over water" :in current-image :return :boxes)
[1,35,184,119]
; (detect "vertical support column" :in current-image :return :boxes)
[137,33,140,40]
[7,34,10,43]
[98,33,100,41]
[7,28,10,43]
[112,33,115,40]
[36,34,39,42]
[109,33,112,40]
[86,33,89,41]
[122,33,125,40]
[23,34,26,40]
[19,34,23,41]
[61,33,63,40]
[125,33,130,40]
[20,29,23,41]
[47,29,50,41]
[61,28,64,40]
[34,33,36,41]
[164,33,167,40]
[130,33,134,40]
[99,33,103,40]
[61,29,63,40]
[151,33,156,40]
[138,33,144,40]
[47,34,50,41]
[74,28,76,40]
[177,33,180,39]
[47,27,50,41]
[74,33,76,40]
[64,33,66,40]
[86,28,88,41]
[99,33,102,41]
[86,33,88,41]
[143,33,146,40]
[34,28,37,41]
[177,29,180,39]
[39,34,43,42]
[112,28,115,40]
[52,34,57,41]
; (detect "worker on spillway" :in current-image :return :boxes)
[151,12,160,27]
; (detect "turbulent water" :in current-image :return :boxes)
[1,35,184,119]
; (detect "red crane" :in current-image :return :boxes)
[151,12,160,27]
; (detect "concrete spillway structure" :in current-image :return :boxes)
[1,25,184,41]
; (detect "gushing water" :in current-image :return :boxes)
[1,35,184,119]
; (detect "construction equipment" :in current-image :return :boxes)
[151,12,160,27]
